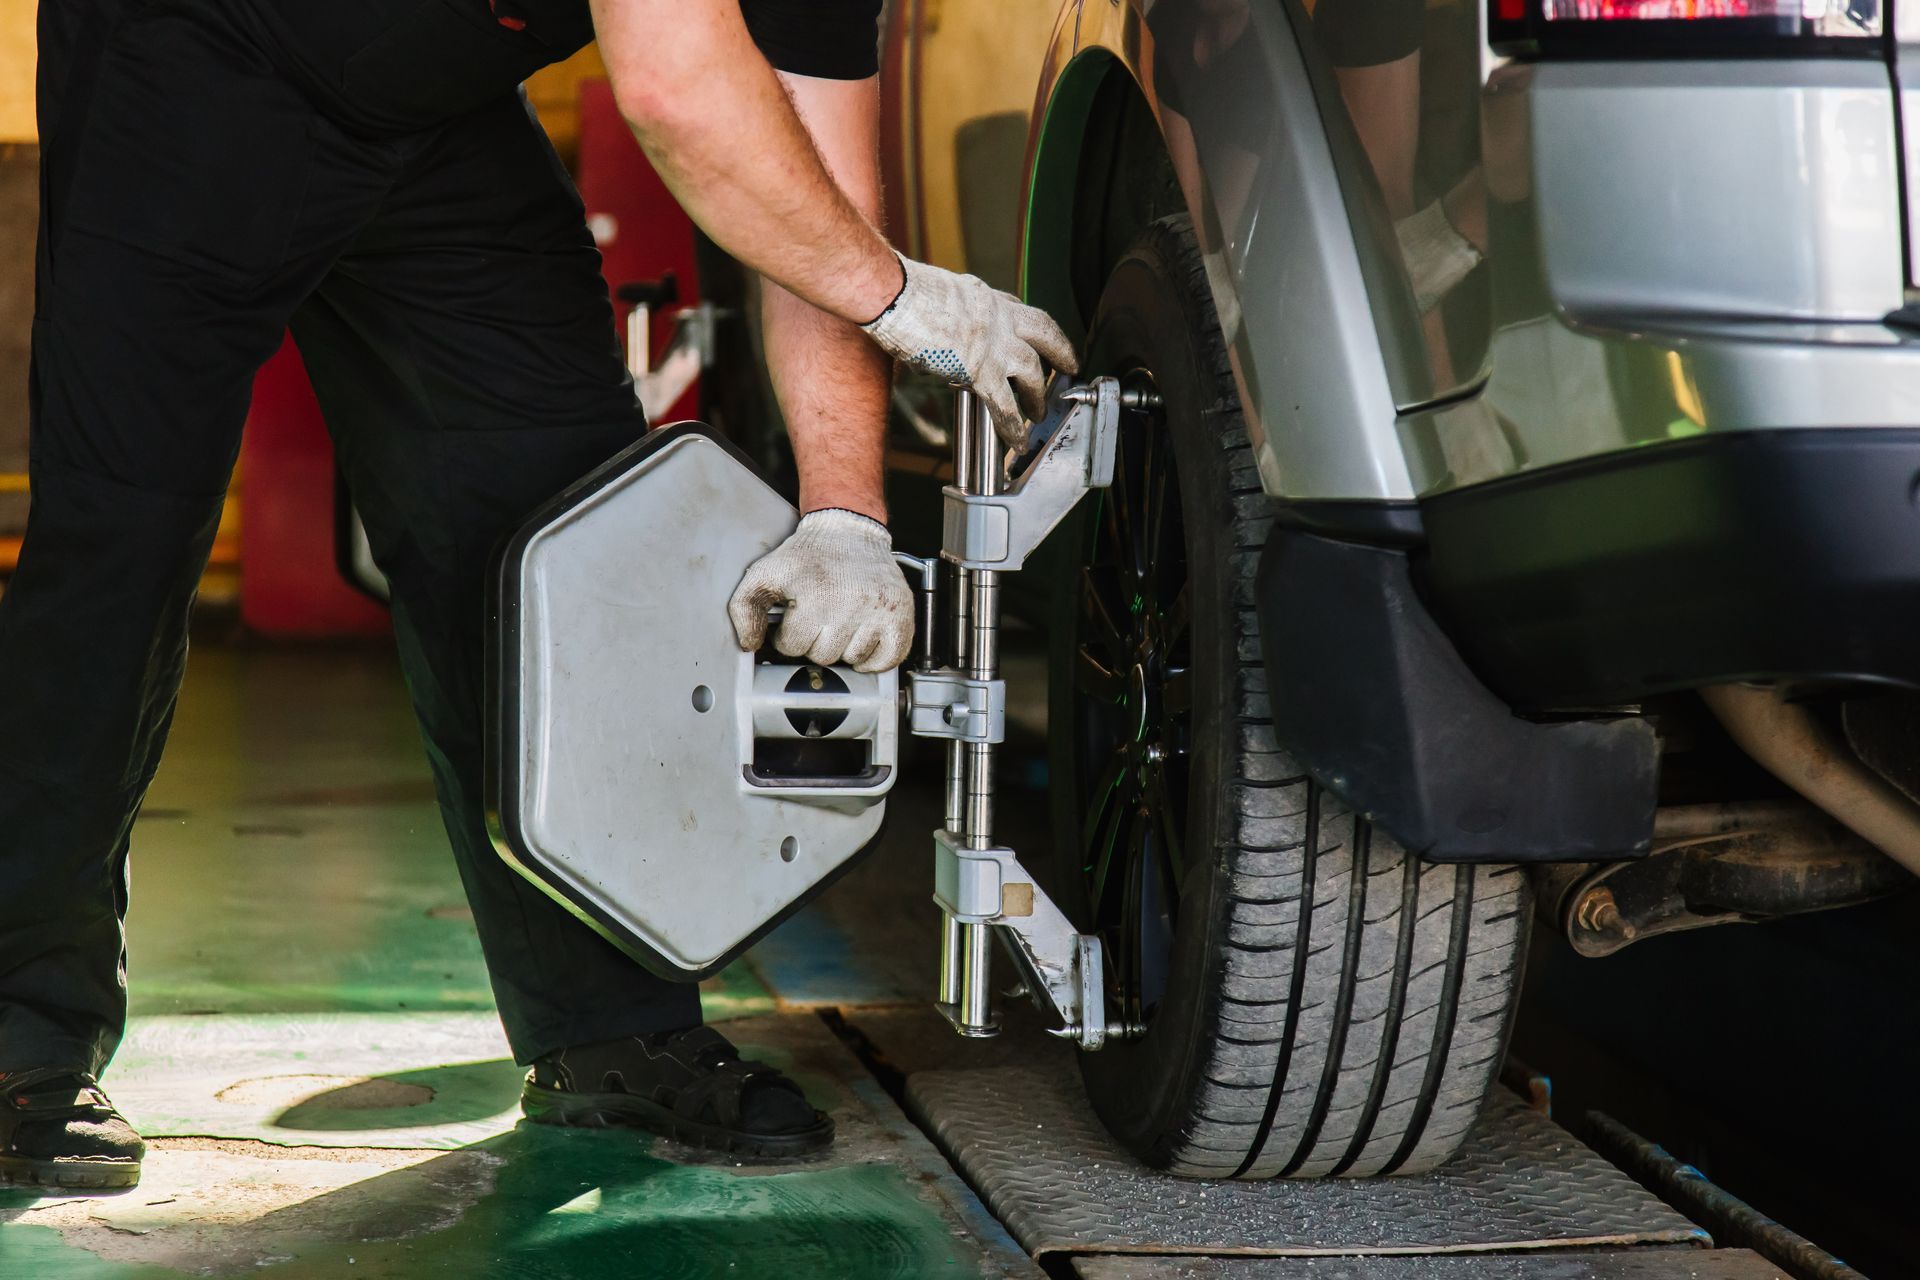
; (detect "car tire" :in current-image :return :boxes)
[1046,214,1530,1179]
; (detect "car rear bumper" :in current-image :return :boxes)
[1257,427,1920,861]
[1420,426,1920,709]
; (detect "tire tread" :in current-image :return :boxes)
[1100,215,1529,1181]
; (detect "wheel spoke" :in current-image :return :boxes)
[1075,645,1126,703]
[1146,421,1176,576]
[1082,744,1121,844]
[1086,779,1133,915]
[1081,744,1129,868]
[1133,419,1161,583]
[1079,568,1131,664]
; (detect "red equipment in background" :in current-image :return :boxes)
[239,77,703,636]
[576,77,703,424]
[238,337,389,638]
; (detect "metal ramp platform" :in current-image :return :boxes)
[1068,1253,1786,1278]
[903,1064,1780,1274]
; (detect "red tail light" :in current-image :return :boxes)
[1548,0,1811,15]
[1491,0,1882,53]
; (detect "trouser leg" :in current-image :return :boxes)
[290,93,699,1065]
[0,0,382,1073]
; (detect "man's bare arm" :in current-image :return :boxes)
[762,72,890,523]
[594,0,1076,439]
[590,0,901,326]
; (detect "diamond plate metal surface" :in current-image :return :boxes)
[1069,1249,1785,1279]
[906,1066,1709,1259]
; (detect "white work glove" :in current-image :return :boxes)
[727,509,915,674]
[862,253,1080,448]
[1396,199,1482,314]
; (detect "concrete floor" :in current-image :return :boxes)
[0,643,1041,1279]
[0,639,1879,1278]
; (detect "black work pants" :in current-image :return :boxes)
[0,0,698,1075]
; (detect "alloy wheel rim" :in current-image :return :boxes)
[1070,368,1192,1033]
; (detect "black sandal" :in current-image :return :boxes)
[522,1026,835,1157]
[0,1068,144,1191]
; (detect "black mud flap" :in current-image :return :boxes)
[1255,526,1658,863]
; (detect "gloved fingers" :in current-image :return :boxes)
[1008,342,1049,426]
[874,626,913,673]
[772,609,823,661]
[851,617,914,674]
[844,622,885,674]
[726,569,784,652]
[1012,301,1081,375]
[979,377,1026,449]
[807,624,857,668]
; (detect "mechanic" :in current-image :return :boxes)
[0,0,1074,1189]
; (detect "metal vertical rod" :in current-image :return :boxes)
[914,582,937,671]
[956,389,1001,1033]
[963,392,1002,851]
[939,388,981,1010]
[960,919,994,1029]
[938,913,964,1006]
[945,390,977,835]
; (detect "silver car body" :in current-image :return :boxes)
[1017,0,1920,504]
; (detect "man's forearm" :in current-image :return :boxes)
[590,0,903,327]
[761,72,891,523]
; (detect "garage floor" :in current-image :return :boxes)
[0,643,1815,1280]
[0,644,1041,1279]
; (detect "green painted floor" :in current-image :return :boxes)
[0,645,1037,1279]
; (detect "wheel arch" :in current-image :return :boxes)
[1018,1,1421,503]
[1019,50,1170,346]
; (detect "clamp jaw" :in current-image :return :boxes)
[903,377,1124,1049]
[939,377,1121,572]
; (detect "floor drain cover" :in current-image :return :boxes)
[216,1074,436,1110]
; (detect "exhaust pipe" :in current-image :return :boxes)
[1701,683,1920,879]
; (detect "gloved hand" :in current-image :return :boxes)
[727,509,915,674]
[862,253,1080,448]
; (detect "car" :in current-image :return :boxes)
[879,0,1920,1181]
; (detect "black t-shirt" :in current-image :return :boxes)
[489,0,883,80]
[241,0,881,135]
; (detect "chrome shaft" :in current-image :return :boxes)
[938,912,964,1006]
[963,389,1002,851]
[943,388,1002,1036]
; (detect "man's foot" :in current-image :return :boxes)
[523,1026,834,1157]
[0,1069,144,1190]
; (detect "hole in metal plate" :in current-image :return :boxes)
[691,684,714,713]
[780,836,798,863]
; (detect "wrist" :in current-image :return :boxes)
[799,506,892,547]
[852,251,909,328]
[801,496,889,526]
[800,475,887,526]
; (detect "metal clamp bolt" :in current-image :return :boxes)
[909,671,1006,744]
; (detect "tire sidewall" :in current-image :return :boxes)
[1046,218,1249,1166]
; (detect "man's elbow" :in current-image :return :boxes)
[609,71,702,146]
